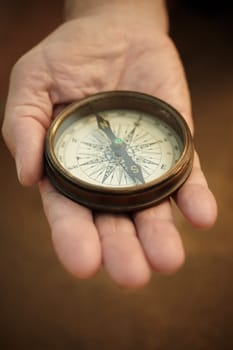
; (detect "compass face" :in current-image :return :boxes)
[54,109,182,189]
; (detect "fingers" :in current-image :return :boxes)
[2,52,53,186]
[176,153,218,228]
[40,179,176,287]
[95,212,151,288]
[39,179,184,286]
[134,200,185,273]
[39,178,101,278]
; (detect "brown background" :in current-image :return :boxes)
[0,1,233,349]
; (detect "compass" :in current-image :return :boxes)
[44,91,194,212]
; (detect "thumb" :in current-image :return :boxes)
[2,53,53,186]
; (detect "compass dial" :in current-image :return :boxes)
[55,110,182,188]
[45,91,194,211]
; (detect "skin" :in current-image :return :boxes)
[2,1,217,288]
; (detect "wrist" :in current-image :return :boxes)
[65,0,168,33]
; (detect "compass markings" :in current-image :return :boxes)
[137,157,159,166]
[91,132,110,145]
[124,115,142,145]
[115,124,122,140]
[131,140,162,151]
[102,161,117,184]
[81,141,105,151]
[88,165,105,180]
[67,112,177,186]
[79,157,106,167]
[132,131,152,144]
[140,166,151,176]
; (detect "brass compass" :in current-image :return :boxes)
[44,91,194,212]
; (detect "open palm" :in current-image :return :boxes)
[2,17,217,287]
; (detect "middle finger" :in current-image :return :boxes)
[94,212,151,288]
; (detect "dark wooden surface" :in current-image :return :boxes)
[0,2,233,349]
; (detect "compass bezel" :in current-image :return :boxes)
[45,91,194,211]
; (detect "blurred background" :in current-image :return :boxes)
[0,1,233,349]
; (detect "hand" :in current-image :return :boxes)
[2,7,217,288]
